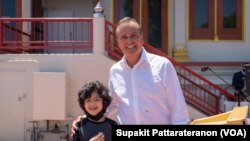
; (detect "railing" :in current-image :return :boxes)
[105,20,236,115]
[0,18,93,53]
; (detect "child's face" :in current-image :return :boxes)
[84,91,103,116]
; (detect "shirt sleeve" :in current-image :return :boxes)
[164,62,190,124]
[105,74,119,120]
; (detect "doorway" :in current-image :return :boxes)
[0,72,25,141]
[114,0,169,54]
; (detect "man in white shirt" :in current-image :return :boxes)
[71,17,190,135]
[105,17,189,124]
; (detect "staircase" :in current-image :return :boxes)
[104,20,236,116]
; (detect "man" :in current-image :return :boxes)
[106,17,189,124]
[232,68,246,96]
[72,17,189,134]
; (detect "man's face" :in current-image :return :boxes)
[116,21,144,58]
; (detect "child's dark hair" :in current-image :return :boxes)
[78,81,111,113]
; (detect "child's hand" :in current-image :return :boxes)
[89,132,105,141]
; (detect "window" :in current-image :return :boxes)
[0,0,21,17]
[217,0,242,40]
[189,0,243,40]
[114,0,133,23]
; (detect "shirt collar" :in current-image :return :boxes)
[120,47,149,67]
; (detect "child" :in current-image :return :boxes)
[73,81,117,141]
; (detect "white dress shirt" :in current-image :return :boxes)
[107,47,190,124]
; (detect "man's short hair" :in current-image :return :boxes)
[116,17,142,34]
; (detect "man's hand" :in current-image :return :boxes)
[89,132,105,141]
[71,115,84,136]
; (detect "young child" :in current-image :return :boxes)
[73,81,117,141]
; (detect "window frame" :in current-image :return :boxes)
[217,0,243,40]
[189,0,243,40]
[189,0,214,40]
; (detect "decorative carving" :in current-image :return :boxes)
[173,43,190,62]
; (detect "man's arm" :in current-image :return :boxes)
[105,80,119,119]
[164,62,190,124]
[71,115,85,136]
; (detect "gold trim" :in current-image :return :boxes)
[22,0,24,17]
[168,0,172,57]
[186,0,189,42]
[111,0,114,22]
[243,0,246,42]
[140,0,142,24]
[214,0,218,41]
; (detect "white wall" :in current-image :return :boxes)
[174,0,186,48]
[22,0,31,17]
[44,0,93,17]
[102,0,112,20]
[187,41,250,61]
[0,60,39,141]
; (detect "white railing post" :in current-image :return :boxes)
[93,1,105,55]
